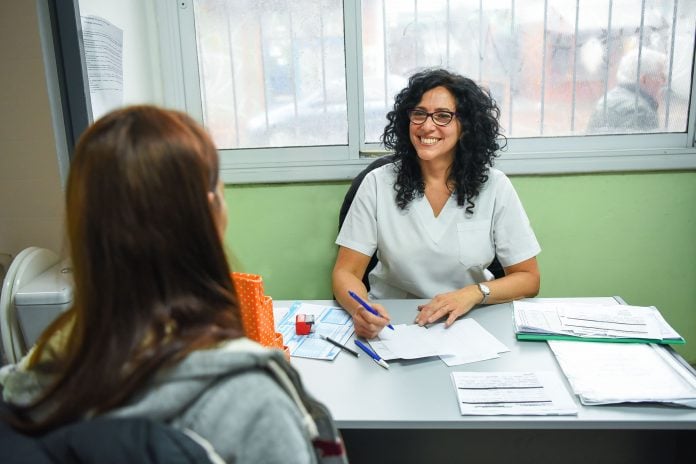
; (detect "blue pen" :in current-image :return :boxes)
[348,291,395,330]
[354,339,390,369]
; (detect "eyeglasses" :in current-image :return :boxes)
[407,109,458,126]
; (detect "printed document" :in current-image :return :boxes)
[276,302,354,360]
[451,371,578,415]
[81,15,123,120]
[513,300,683,342]
[369,318,509,366]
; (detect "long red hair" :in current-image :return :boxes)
[9,106,242,432]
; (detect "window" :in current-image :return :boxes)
[361,0,694,139]
[194,0,348,150]
[161,0,696,183]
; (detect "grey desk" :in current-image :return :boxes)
[280,298,696,464]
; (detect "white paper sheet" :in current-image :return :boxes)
[428,319,509,366]
[374,324,452,359]
[81,15,123,120]
[369,318,508,366]
[558,304,662,339]
[451,371,578,415]
[548,341,696,407]
[514,300,683,342]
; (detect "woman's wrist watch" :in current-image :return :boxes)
[477,283,491,304]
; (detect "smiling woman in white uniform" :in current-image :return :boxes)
[333,69,541,338]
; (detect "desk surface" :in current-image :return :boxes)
[280,298,696,430]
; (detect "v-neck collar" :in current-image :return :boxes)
[413,194,457,243]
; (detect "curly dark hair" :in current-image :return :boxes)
[382,68,505,214]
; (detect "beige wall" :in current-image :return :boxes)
[0,0,172,277]
[0,1,65,264]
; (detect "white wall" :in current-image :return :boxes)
[0,1,66,263]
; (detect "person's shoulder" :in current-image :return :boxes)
[178,358,315,464]
[200,340,296,401]
[364,159,397,183]
[356,159,397,198]
[486,167,506,180]
[187,348,303,424]
[485,167,512,187]
[482,167,519,200]
[162,339,289,389]
[211,365,294,406]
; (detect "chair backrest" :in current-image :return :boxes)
[338,156,397,291]
[337,156,505,291]
[1,248,60,364]
[487,252,504,279]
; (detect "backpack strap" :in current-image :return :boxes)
[262,352,348,463]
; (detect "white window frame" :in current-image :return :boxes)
[157,0,696,184]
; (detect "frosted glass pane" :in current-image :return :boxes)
[361,0,695,143]
[194,0,347,149]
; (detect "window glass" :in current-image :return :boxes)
[193,0,347,149]
[173,0,696,181]
[361,0,695,143]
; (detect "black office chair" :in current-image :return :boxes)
[338,156,396,291]
[337,155,504,291]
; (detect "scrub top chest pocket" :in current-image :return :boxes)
[456,221,494,269]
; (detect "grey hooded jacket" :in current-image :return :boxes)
[1,338,346,464]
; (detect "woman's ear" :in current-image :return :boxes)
[208,181,229,236]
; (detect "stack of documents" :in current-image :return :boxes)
[451,371,578,415]
[513,300,684,344]
[276,302,354,360]
[548,341,696,407]
[369,319,509,366]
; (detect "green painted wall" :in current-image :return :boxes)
[224,171,696,363]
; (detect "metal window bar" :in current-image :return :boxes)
[478,0,483,83]
[382,0,389,109]
[414,0,419,69]
[633,0,647,127]
[288,2,299,118]
[445,0,451,69]
[223,2,241,147]
[570,0,580,133]
[320,0,328,114]
[540,0,549,135]
[664,0,679,129]
[509,0,515,135]
[194,17,210,127]
[259,18,270,131]
[600,0,614,128]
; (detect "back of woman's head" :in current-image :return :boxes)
[67,105,238,338]
[18,106,242,432]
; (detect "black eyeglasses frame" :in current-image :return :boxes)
[407,109,458,127]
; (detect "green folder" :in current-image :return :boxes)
[516,333,686,345]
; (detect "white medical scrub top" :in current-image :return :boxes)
[336,164,541,299]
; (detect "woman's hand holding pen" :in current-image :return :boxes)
[415,286,481,327]
[352,301,391,338]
